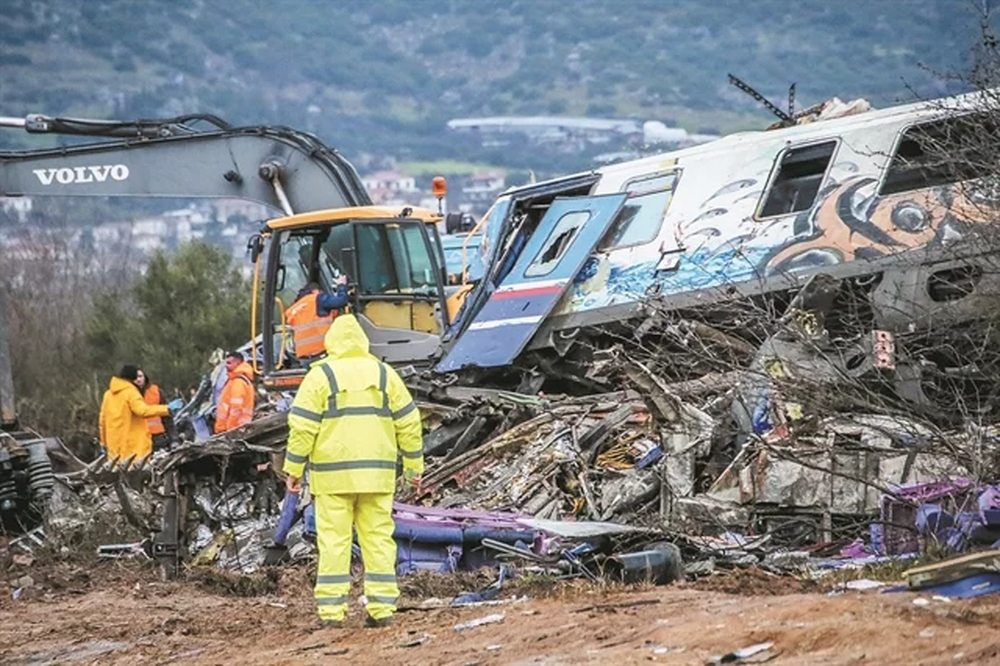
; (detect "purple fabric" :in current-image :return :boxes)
[391,502,543,573]
[978,486,1000,517]
[393,502,530,529]
[877,481,1000,555]
[839,539,869,559]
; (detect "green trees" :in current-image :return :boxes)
[84,242,252,397]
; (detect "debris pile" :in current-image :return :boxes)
[409,391,669,523]
[15,268,1000,599]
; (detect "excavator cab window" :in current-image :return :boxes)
[320,223,354,285]
[268,230,325,369]
[261,217,449,381]
[276,234,316,305]
[351,220,448,336]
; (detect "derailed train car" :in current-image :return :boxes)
[439,91,1000,413]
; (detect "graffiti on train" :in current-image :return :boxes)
[764,177,983,274]
[559,176,988,315]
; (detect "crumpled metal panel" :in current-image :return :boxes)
[735,450,881,513]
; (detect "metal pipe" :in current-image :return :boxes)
[258,162,294,216]
[0,116,27,129]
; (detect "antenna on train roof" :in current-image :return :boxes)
[727,74,797,128]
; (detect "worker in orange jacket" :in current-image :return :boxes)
[214,351,256,433]
[99,364,179,462]
[136,369,174,451]
[285,275,349,362]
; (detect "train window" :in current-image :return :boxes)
[524,211,591,277]
[601,171,680,250]
[880,115,994,196]
[927,264,982,302]
[759,141,837,218]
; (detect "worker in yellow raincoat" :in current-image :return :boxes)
[99,364,177,462]
[283,315,423,628]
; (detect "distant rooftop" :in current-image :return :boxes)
[447,116,642,134]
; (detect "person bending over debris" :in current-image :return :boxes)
[283,314,423,628]
[136,369,176,451]
[285,275,349,364]
[99,364,181,462]
[214,351,256,434]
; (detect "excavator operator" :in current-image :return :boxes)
[286,274,349,365]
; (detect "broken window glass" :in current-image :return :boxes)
[927,264,982,302]
[601,171,679,250]
[759,141,837,218]
[524,211,591,277]
[275,232,315,306]
[880,114,997,196]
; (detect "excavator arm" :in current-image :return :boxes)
[0,112,372,427]
[0,113,371,214]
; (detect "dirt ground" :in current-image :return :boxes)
[2,562,1000,666]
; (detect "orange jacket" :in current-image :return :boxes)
[215,361,256,433]
[286,291,335,359]
[144,384,166,435]
[99,376,169,462]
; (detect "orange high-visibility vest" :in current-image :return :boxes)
[286,291,336,359]
[215,362,256,433]
[144,384,165,435]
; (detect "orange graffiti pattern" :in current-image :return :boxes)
[767,177,983,272]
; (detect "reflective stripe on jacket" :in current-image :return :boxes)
[283,314,423,495]
[286,291,335,359]
[144,384,165,435]
[215,362,256,433]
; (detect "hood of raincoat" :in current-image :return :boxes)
[229,361,254,381]
[109,376,139,395]
[324,314,370,360]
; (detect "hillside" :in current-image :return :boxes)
[0,0,984,174]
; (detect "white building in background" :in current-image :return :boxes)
[447,117,642,145]
[361,170,417,195]
[447,116,720,152]
[212,199,272,224]
[0,196,33,222]
[130,217,172,253]
[458,170,507,215]
[362,170,424,207]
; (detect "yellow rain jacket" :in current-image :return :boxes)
[283,315,423,495]
[99,376,170,461]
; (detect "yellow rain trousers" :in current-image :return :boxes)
[283,314,423,622]
[314,492,398,621]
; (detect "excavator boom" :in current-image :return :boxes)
[0,113,370,214]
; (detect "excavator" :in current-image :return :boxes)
[0,112,469,568]
[0,112,470,393]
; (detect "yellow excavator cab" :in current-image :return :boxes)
[253,205,462,387]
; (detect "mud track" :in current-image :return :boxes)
[2,564,1000,665]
